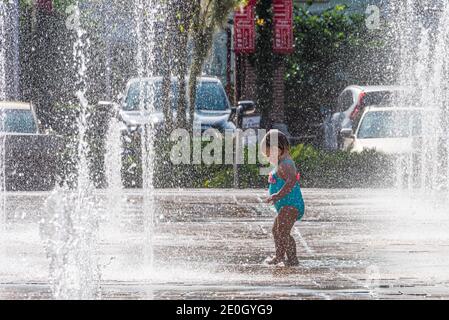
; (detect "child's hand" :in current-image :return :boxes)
[266,194,281,204]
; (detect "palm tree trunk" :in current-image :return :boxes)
[175,32,188,129]
[174,0,193,129]
[188,26,214,130]
[188,59,201,130]
[187,0,243,129]
[185,0,200,131]
[161,2,175,132]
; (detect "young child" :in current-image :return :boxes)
[260,130,305,266]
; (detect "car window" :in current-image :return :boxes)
[337,90,354,112]
[124,80,229,112]
[357,110,422,139]
[0,110,37,134]
[124,81,178,111]
[195,82,228,111]
[362,91,396,107]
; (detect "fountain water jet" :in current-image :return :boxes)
[0,3,6,101]
[0,2,9,233]
[9,0,20,99]
[40,2,100,299]
[390,0,449,192]
[104,117,124,227]
[0,0,20,100]
[0,133,6,232]
[39,0,165,298]
[134,0,161,275]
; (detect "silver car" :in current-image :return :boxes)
[0,101,59,190]
[119,77,237,133]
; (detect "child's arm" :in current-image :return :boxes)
[267,162,297,204]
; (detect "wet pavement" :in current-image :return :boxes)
[1,188,449,300]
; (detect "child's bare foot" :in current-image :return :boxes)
[285,258,299,267]
[265,256,284,265]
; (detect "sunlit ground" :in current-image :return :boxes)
[1,188,449,300]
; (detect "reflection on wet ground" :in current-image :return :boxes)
[1,189,449,299]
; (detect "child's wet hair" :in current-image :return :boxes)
[261,130,290,154]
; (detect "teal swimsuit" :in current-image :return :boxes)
[268,159,305,221]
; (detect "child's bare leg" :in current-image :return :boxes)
[285,209,300,265]
[272,215,280,253]
[267,216,283,264]
[275,207,298,263]
[286,235,299,265]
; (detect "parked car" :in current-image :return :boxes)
[0,101,61,191]
[340,106,425,154]
[106,77,259,187]
[328,85,408,150]
[118,77,239,133]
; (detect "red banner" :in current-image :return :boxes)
[234,0,256,54]
[273,0,294,54]
[36,0,53,12]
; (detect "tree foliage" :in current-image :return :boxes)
[284,4,389,136]
[186,0,244,130]
[251,0,275,129]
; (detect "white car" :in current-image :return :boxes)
[327,85,408,150]
[341,107,425,155]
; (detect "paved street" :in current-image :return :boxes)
[1,188,449,299]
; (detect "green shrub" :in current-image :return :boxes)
[289,144,394,188]
[202,144,394,189]
[55,116,394,189]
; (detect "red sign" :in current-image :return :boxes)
[273,0,294,54]
[37,0,53,12]
[234,0,256,54]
